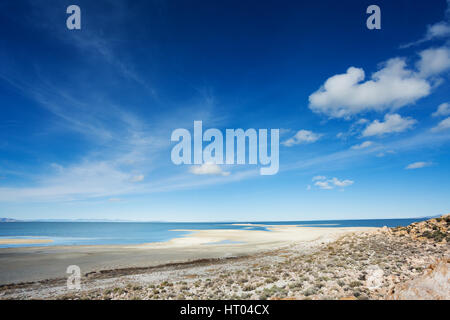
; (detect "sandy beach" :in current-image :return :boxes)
[0,239,53,245]
[0,225,372,286]
[0,217,448,300]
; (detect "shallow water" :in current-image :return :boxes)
[0,218,428,248]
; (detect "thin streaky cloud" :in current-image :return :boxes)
[405,161,433,169]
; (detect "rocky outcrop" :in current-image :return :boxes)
[388,259,449,300]
[391,214,449,243]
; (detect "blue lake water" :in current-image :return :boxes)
[0,218,429,248]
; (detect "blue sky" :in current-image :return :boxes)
[0,0,449,221]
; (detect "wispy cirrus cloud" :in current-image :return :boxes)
[129,174,145,182]
[2,0,450,209]
[19,0,157,97]
[0,41,229,204]
[0,165,258,203]
[284,129,450,175]
[400,0,450,48]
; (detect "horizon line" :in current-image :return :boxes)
[0,215,441,223]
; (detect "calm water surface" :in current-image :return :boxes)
[0,218,428,248]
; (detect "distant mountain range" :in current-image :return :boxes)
[0,218,164,223]
[0,218,20,222]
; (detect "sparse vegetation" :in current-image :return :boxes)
[1,215,448,300]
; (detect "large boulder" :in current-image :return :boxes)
[388,259,449,300]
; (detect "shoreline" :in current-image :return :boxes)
[0,239,53,245]
[0,226,375,286]
[0,216,447,300]
[0,223,384,249]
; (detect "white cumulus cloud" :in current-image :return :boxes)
[189,163,230,176]
[426,21,450,39]
[362,114,417,137]
[312,176,354,190]
[330,177,354,187]
[405,161,432,170]
[431,117,450,132]
[416,47,450,77]
[314,180,334,190]
[351,141,373,150]
[432,102,450,117]
[282,130,322,147]
[308,58,431,118]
